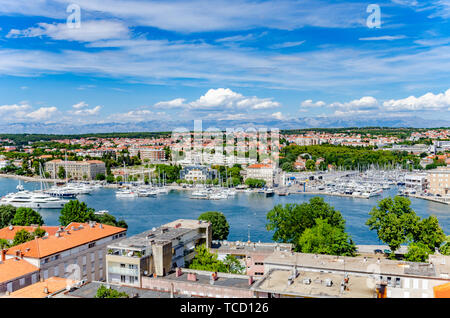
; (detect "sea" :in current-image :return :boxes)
[1,177,449,244]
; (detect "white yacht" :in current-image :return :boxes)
[0,191,68,209]
[116,189,138,198]
[190,189,209,199]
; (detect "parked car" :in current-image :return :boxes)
[374,249,383,254]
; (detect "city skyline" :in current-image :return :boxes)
[0,0,449,132]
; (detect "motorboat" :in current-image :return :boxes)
[265,188,275,197]
[0,191,68,209]
[116,189,138,198]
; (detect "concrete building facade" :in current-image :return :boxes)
[45,159,106,180]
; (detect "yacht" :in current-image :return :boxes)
[116,189,138,198]
[265,188,275,197]
[0,191,68,209]
[94,209,109,215]
[190,189,209,199]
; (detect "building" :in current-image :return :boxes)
[6,276,78,298]
[211,241,293,277]
[129,147,166,162]
[105,219,212,288]
[244,164,275,187]
[427,168,450,197]
[404,173,428,192]
[4,222,126,283]
[45,159,106,180]
[179,165,217,182]
[0,250,40,294]
[0,225,59,245]
[141,268,255,298]
[260,250,450,298]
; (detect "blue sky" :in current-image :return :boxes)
[0,0,449,130]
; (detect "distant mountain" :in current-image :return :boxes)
[0,115,448,134]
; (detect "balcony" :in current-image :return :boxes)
[108,266,139,276]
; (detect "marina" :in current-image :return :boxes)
[0,176,448,245]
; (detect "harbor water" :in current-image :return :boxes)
[1,177,449,244]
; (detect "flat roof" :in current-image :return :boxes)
[162,270,254,290]
[264,251,447,278]
[252,269,375,298]
[211,241,293,255]
[65,281,191,298]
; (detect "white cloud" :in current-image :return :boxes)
[107,109,169,122]
[72,101,88,109]
[330,96,379,110]
[359,35,407,41]
[301,99,326,108]
[72,105,102,116]
[270,41,306,49]
[154,98,186,109]
[26,106,58,121]
[383,88,450,111]
[7,20,129,42]
[271,111,284,120]
[189,88,280,110]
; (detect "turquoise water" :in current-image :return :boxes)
[1,177,449,244]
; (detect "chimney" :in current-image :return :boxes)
[187,273,197,282]
[99,224,103,229]
[8,225,13,231]
[175,268,182,277]
[248,276,254,285]
[1,249,7,263]
[44,287,49,294]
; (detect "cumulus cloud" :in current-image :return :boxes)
[301,99,326,108]
[271,111,284,120]
[72,101,89,109]
[26,106,58,121]
[330,96,379,110]
[72,105,102,116]
[189,88,280,110]
[382,89,450,111]
[154,98,186,109]
[107,109,169,122]
[7,20,129,42]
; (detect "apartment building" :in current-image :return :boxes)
[105,219,211,288]
[0,250,40,294]
[129,147,166,162]
[244,164,275,187]
[259,250,450,298]
[179,165,217,182]
[427,168,450,197]
[4,222,126,283]
[0,225,59,245]
[405,173,428,192]
[211,241,293,277]
[45,159,106,180]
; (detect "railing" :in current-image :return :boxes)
[108,266,139,276]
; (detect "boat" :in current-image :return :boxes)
[0,191,68,209]
[190,189,209,199]
[16,180,24,191]
[116,189,138,198]
[94,209,109,215]
[265,188,275,197]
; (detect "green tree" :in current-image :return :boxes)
[245,178,266,188]
[11,207,44,226]
[198,211,229,241]
[297,218,356,256]
[440,236,450,256]
[0,238,10,249]
[189,244,226,272]
[306,159,316,171]
[33,226,46,238]
[411,216,446,252]
[223,254,245,274]
[95,285,129,298]
[13,229,34,246]
[366,196,419,256]
[95,173,106,181]
[93,213,128,229]
[106,174,115,183]
[404,242,432,263]
[266,197,346,251]
[0,205,16,228]
[59,200,95,226]
[57,166,66,179]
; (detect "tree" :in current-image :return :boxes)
[306,159,316,171]
[59,200,95,226]
[223,254,245,274]
[411,216,445,252]
[189,244,226,272]
[297,218,356,256]
[33,227,46,238]
[0,205,16,228]
[266,197,346,251]
[0,238,10,249]
[281,162,295,172]
[198,211,229,241]
[404,242,432,263]
[106,174,115,183]
[93,213,128,229]
[366,196,419,256]
[95,173,106,181]
[440,238,450,256]
[11,207,44,226]
[13,229,34,246]
[245,178,266,188]
[95,285,129,298]
[57,166,66,179]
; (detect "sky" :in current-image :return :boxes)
[0,0,449,131]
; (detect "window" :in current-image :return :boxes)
[90,253,95,262]
[88,242,96,248]
[121,275,126,283]
[19,278,25,286]
[255,262,264,266]
[54,266,59,277]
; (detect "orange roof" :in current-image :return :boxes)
[0,257,39,283]
[0,225,59,241]
[434,282,450,298]
[8,276,77,298]
[6,222,126,259]
[247,164,272,169]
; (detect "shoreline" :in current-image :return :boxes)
[0,173,60,183]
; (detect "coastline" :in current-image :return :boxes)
[0,173,60,183]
